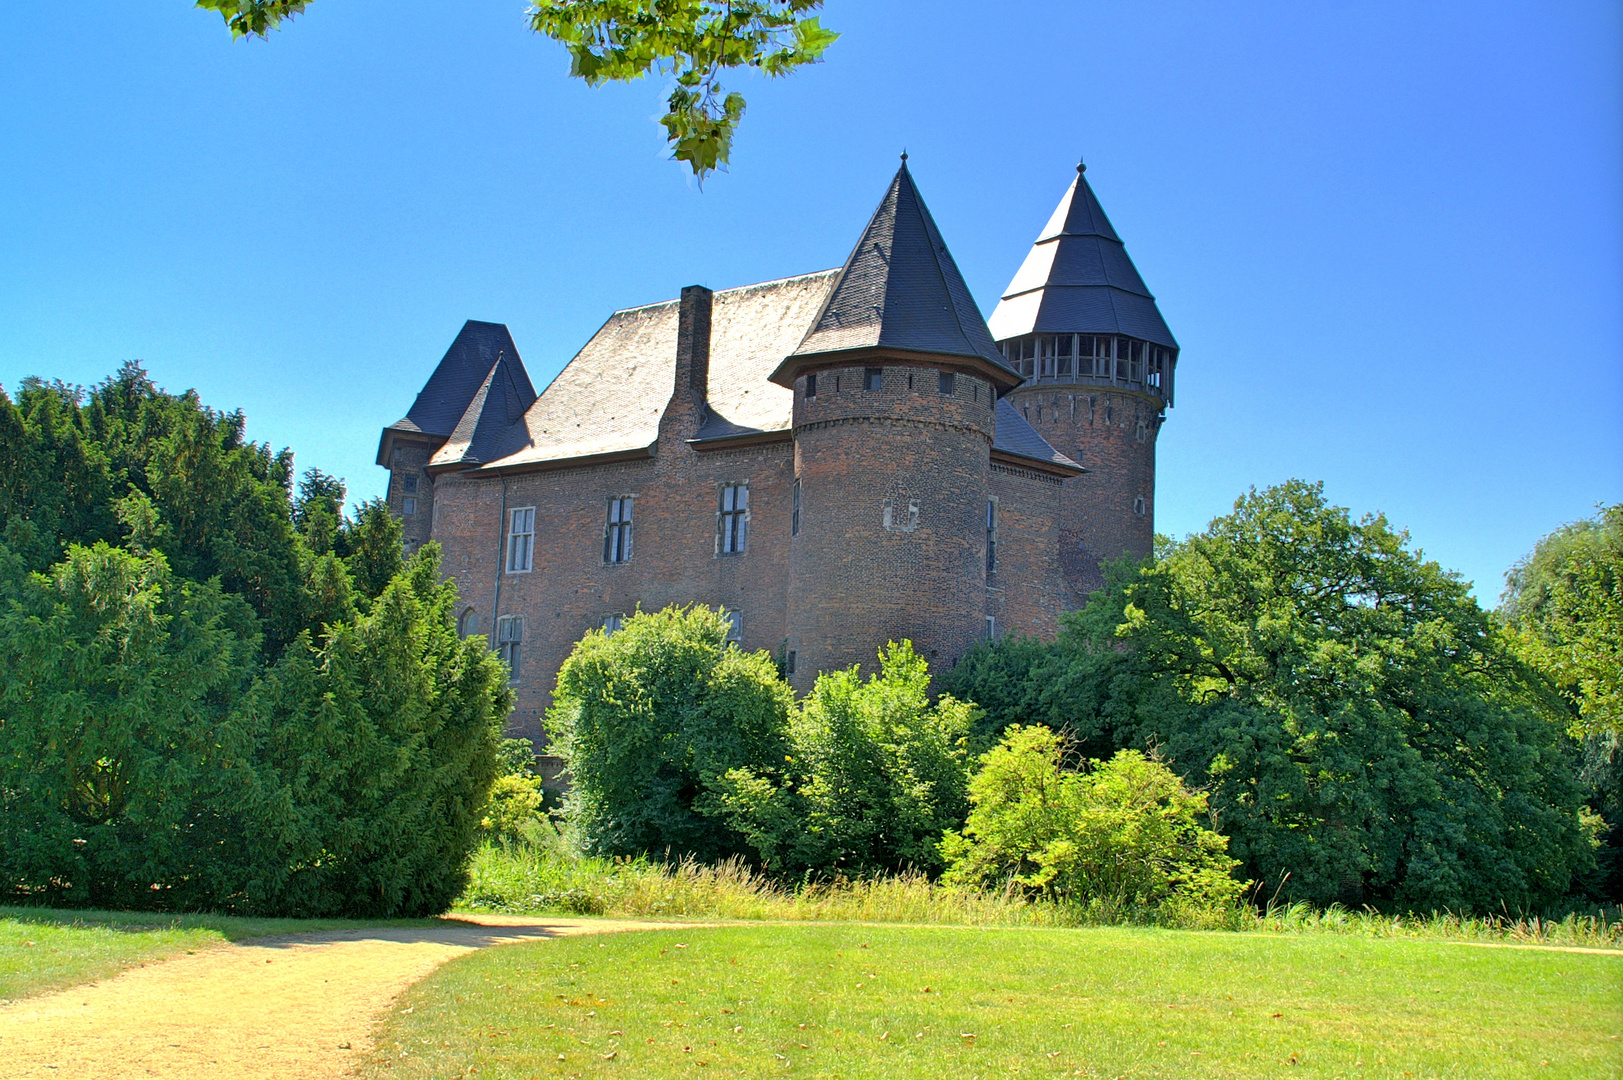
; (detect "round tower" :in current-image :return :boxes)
[771,161,1023,689]
[988,161,1179,596]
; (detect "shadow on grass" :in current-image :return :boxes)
[0,905,448,942]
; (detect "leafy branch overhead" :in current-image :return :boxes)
[195,0,838,183]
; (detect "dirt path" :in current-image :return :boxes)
[0,913,687,1080]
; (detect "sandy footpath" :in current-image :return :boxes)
[0,913,683,1080]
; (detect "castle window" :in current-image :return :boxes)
[1056,334,1074,376]
[403,496,417,516]
[497,615,523,683]
[791,478,801,537]
[506,507,535,573]
[457,607,479,638]
[604,498,633,563]
[718,484,749,554]
[864,367,883,391]
[985,615,996,640]
[938,371,956,395]
[602,613,625,635]
[786,650,797,675]
[402,475,418,494]
[805,372,817,399]
[1133,495,1146,517]
[723,610,742,643]
[985,498,998,576]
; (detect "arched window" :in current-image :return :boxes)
[457,608,479,639]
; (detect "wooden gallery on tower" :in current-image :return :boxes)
[376,159,1180,745]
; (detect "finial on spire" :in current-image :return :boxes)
[900,149,908,163]
[1077,156,1087,174]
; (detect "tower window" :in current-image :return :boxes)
[791,478,801,537]
[786,650,797,675]
[602,612,625,635]
[604,497,633,563]
[985,498,998,576]
[718,484,749,554]
[938,371,956,395]
[985,615,996,640]
[723,610,742,643]
[506,507,535,573]
[805,372,817,399]
[496,615,523,683]
[864,367,883,391]
[402,475,418,494]
[1133,496,1146,517]
[403,496,417,516]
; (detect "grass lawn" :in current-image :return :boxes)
[365,923,1622,1080]
[0,906,442,1003]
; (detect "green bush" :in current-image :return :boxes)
[940,726,1245,913]
[719,640,975,875]
[545,605,794,861]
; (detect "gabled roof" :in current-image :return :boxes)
[391,320,537,439]
[774,161,1019,388]
[987,163,1177,349]
[992,398,1084,475]
[431,350,536,466]
[479,272,839,471]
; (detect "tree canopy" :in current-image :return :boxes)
[943,481,1594,913]
[195,0,837,183]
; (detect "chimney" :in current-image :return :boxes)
[676,285,713,402]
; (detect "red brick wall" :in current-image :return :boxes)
[387,439,438,556]
[786,362,995,691]
[1005,385,1161,598]
[987,462,1073,639]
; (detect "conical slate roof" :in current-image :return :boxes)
[391,321,537,439]
[777,161,1018,384]
[987,163,1177,349]
[431,350,536,466]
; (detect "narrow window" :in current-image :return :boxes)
[604,497,633,563]
[602,613,624,635]
[1133,495,1147,517]
[506,507,535,573]
[719,484,749,554]
[497,615,523,683]
[403,496,417,516]
[457,608,478,638]
[938,370,956,395]
[402,475,419,494]
[864,367,883,391]
[791,478,801,537]
[985,499,998,576]
[985,615,996,640]
[1057,334,1073,376]
[723,610,742,644]
[805,372,817,399]
[786,650,797,675]
[835,374,841,393]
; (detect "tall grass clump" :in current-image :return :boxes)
[457,833,1623,947]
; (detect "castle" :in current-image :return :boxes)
[377,159,1178,745]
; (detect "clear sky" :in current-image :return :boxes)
[2,1,1618,601]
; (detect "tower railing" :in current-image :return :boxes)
[1000,333,1175,406]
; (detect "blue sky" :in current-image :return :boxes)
[2,1,1618,601]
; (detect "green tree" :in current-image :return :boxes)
[719,641,976,875]
[1501,505,1623,737]
[943,481,1593,913]
[940,726,1245,912]
[196,0,837,183]
[545,605,794,860]
[343,497,405,604]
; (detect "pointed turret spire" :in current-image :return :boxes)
[771,161,1019,387]
[987,163,1176,349]
[431,350,535,466]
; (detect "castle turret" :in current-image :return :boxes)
[769,159,1027,686]
[988,161,1179,595]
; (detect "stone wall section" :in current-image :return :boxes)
[987,463,1071,640]
[1006,385,1160,598]
[387,440,436,555]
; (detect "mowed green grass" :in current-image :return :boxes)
[366,923,1622,1080]
[0,906,442,1002]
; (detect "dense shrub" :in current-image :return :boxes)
[940,726,1244,912]
[0,369,506,915]
[719,641,975,875]
[545,605,794,861]
[942,481,1593,914]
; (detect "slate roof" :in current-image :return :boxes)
[783,162,1019,381]
[390,320,536,438]
[992,398,1083,473]
[431,350,537,466]
[987,164,1178,349]
[479,272,840,470]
